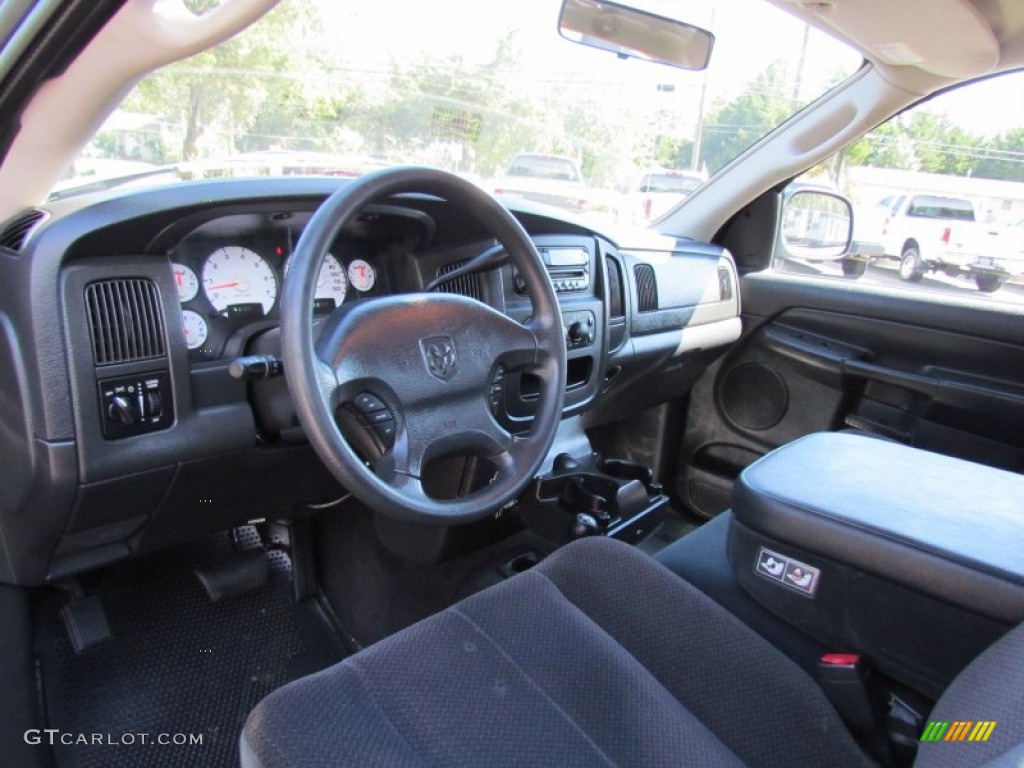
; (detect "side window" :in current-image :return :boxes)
[774,71,1024,301]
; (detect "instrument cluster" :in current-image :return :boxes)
[169,212,385,360]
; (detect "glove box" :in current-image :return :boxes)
[727,432,1024,697]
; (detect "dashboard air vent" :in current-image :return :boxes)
[433,260,482,301]
[0,208,47,252]
[634,263,658,313]
[85,279,167,366]
[606,255,624,319]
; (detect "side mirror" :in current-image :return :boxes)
[558,0,714,71]
[780,190,853,262]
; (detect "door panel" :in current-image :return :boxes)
[677,273,1024,517]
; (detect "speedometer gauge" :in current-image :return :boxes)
[285,253,348,307]
[202,246,277,315]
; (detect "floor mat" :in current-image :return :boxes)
[35,534,346,768]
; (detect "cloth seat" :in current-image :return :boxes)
[241,536,1023,767]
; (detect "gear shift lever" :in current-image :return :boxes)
[553,452,582,473]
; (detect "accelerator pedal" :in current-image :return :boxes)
[195,549,269,603]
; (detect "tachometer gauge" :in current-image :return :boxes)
[202,246,278,315]
[285,252,348,307]
[181,310,208,350]
[171,263,199,302]
[347,259,376,292]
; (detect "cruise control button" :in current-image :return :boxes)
[363,409,394,425]
[354,392,386,413]
[373,420,395,442]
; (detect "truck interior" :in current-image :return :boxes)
[0,0,1021,766]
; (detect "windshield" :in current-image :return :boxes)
[59,0,860,225]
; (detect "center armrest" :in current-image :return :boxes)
[732,432,1024,623]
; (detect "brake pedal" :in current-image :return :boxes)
[195,549,269,603]
[61,595,113,655]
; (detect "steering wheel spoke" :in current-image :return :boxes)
[491,313,541,373]
[396,394,513,475]
[312,356,344,410]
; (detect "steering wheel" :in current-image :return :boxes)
[280,167,567,525]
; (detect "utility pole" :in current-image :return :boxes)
[692,75,708,173]
[691,7,715,173]
[792,24,810,107]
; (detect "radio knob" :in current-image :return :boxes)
[568,321,585,346]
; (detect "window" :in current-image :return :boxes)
[774,70,1024,301]
[905,195,975,221]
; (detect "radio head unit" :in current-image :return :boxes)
[513,246,591,294]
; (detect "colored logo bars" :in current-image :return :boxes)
[921,721,997,743]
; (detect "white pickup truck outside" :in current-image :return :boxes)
[492,153,589,214]
[875,193,1015,293]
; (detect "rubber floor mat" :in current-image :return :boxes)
[35,534,346,768]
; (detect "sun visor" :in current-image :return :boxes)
[771,0,999,79]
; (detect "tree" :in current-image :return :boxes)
[973,127,1024,181]
[902,113,979,175]
[122,1,318,161]
[651,135,693,170]
[700,64,793,174]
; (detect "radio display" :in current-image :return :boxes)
[545,247,589,267]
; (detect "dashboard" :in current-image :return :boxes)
[0,176,740,586]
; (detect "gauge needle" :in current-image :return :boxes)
[208,282,240,289]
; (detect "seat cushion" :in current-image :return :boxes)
[242,537,872,767]
[655,511,830,677]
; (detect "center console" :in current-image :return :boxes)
[515,451,670,545]
[498,235,607,426]
[727,431,1024,698]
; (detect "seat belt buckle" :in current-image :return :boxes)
[817,653,891,761]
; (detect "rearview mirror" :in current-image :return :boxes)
[559,0,714,71]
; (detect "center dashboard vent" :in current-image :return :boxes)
[606,256,625,319]
[433,260,482,301]
[634,263,659,313]
[0,208,47,252]
[85,278,167,365]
